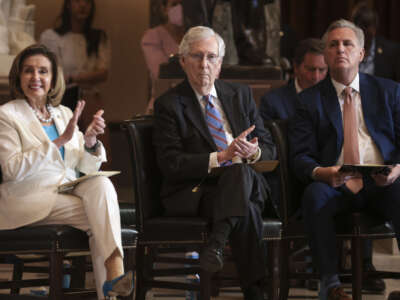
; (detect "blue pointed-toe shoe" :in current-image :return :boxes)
[102,270,134,299]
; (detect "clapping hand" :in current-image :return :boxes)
[84,109,106,148]
[53,100,85,148]
[217,125,258,163]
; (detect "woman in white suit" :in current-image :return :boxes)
[0,44,132,300]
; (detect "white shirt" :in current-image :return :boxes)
[294,78,304,94]
[40,29,110,92]
[193,85,261,172]
[331,73,384,165]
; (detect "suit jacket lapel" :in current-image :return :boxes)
[52,107,73,158]
[215,80,239,136]
[180,80,216,150]
[20,101,49,144]
[321,77,344,148]
[20,101,64,164]
[359,74,379,137]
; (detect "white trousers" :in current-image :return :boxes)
[32,176,123,300]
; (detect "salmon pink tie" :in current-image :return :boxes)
[342,87,363,193]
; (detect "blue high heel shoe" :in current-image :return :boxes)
[102,270,134,299]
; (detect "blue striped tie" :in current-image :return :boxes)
[203,95,228,151]
[203,95,232,166]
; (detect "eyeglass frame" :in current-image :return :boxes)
[184,52,221,65]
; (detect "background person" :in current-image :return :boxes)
[141,0,184,114]
[259,38,328,122]
[0,44,132,300]
[39,0,112,168]
[351,1,400,81]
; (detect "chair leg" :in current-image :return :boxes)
[279,240,290,300]
[199,269,212,300]
[267,240,280,300]
[70,256,86,289]
[351,236,362,300]
[49,251,64,300]
[135,245,147,300]
[11,258,23,295]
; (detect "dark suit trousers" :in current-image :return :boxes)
[302,179,400,278]
[201,164,268,287]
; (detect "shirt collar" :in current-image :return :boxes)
[330,73,360,97]
[193,85,218,102]
[294,78,303,94]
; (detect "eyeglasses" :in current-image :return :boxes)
[187,52,220,64]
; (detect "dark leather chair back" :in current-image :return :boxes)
[266,119,303,223]
[123,116,163,231]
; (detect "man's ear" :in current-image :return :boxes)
[216,60,222,78]
[359,47,365,62]
[179,56,185,69]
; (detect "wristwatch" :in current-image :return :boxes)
[84,140,100,153]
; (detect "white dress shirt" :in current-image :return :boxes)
[331,74,383,165]
[193,85,261,172]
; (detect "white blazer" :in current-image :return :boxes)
[0,99,107,230]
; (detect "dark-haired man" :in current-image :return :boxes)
[290,19,400,300]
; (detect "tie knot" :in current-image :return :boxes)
[203,94,213,106]
[343,87,354,104]
[343,86,353,97]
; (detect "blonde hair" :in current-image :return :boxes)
[9,44,65,106]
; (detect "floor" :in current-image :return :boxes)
[0,242,399,300]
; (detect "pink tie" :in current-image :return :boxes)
[343,87,363,193]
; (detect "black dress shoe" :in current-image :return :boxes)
[388,291,400,300]
[362,263,386,292]
[199,244,223,273]
[243,284,265,300]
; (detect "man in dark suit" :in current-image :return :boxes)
[261,37,385,293]
[153,26,276,300]
[351,2,400,81]
[289,19,400,300]
[259,38,327,121]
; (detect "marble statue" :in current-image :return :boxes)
[0,0,35,77]
[0,0,35,55]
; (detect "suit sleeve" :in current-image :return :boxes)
[288,98,320,184]
[153,97,210,183]
[391,83,400,162]
[259,93,276,122]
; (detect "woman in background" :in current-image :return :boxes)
[40,0,112,168]
[0,44,132,300]
[141,0,184,113]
